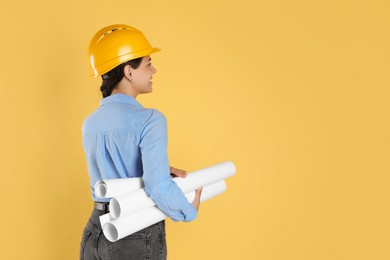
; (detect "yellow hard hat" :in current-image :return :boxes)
[88,24,160,78]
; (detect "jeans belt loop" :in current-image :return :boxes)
[94,201,109,213]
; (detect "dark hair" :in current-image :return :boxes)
[100,57,143,98]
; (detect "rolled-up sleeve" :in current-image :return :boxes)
[139,109,197,222]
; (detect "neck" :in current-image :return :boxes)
[111,81,138,99]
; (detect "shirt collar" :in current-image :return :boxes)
[100,94,143,107]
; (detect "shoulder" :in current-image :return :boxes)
[142,108,167,127]
[148,108,166,120]
[81,110,100,134]
[138,108,168,138]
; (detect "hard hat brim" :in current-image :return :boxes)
[90,47,161,78]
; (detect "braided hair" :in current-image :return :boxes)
[100,57,143,98]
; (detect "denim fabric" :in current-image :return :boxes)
[80,209,167,260]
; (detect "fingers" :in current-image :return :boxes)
[191,187,203,211]
[170,166,188,178]
[195,187,203,198]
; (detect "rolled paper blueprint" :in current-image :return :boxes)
[110,188,156,218]
[109,161,235,218]
[99,212,115,228]
[101,180,227,242]
[109,179,227,218]
[94,177,144,198]
[103,207,167,242]
[172,161,235,194]
[100,181,225,230]
[184,181,226,203]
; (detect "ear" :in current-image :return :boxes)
[123,65,133,81]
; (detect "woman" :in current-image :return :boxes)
[80,24,202,260]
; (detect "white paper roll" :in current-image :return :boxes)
[99,212,115,228]
[102,180,227,242]
[109,161,235,218]
[94,177,144,198]
[173,161,235,194]
[109,188,156,218]
[184,181,226,202]
[103,207,167,242]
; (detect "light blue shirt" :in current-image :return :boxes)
[82,94,197,221]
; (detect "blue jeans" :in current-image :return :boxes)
[80,209,167,260]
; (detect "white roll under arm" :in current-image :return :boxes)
[108,161,235,219]
[101,180,227,242]
[94,177,144,198]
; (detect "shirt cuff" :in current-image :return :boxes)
[180,203,198,222]
[170,203,198,222]
[184,208,198,222]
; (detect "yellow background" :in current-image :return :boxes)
[0,0,389,259]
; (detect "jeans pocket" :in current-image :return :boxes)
[80,227,92,260]
[108,232,150,260]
